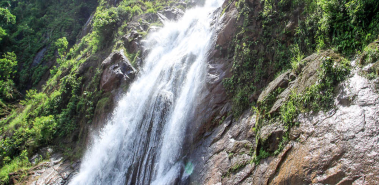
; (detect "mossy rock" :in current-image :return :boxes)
[94,93,113,117]
[260,50,346,115]
[359,41,379,65]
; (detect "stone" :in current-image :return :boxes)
[257,122,285,153]
[208,65,379,184]
[257,70,291,103]
[77,13,94,42]
[10,152,80,185]
[189,44,379,184]
[30,147,54,165]
[215,6,239,48]
[267,50,342,114]
[230,140,254,154]
[122,31,142,53]
[188,111,256,185]
[100,51,136,92]
[31,47,47,67]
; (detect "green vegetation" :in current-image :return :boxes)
[252,55,351,164]
[276,56,350,151]
[290,44,305,72]
[0,50,19,120]
[0,0,377,182]
[313,0,379,54]
[0,6,15,41]
[283,57,350,124]
[222,159,248,178]
[0,52,18,102]
[224,0,379,117]
[0,0,98,90]
[0,0,183,183]
[253,147,270,165]
[0,150,30,183]
[222,0,374,164]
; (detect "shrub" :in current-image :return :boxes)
[314,0,379,54]
[32,115,57,144]
[0,52,17,80]
[146,8,156,14]
[31,65,48,86]
[93,8,119,34]
[290,44,304,71]
[0,80,18,101]
[0,150,30,184]
[131,5,143,16]
[117,5,132,20]
[55,37,68,60]
[361,45,379,65]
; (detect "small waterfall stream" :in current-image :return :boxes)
[70,0,223,184]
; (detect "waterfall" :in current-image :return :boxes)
[70,0,223,184]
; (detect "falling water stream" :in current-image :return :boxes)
[70,0,223,184]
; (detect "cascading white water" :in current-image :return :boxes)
[70,0,223,184]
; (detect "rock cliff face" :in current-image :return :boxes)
[184,2,379,184]
[188,55,379,184]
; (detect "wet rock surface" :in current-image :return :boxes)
[215,3,239,48]
[188,112,256,185]
[11,154,80,185]
[268,72,379,184]
[257,70,292,103]
[189,2,240,142]
[257,123,284,153]
[77,13,94,42]
[190,57,379,184]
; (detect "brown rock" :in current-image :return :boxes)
[257,70,291,103]
[122,31,142,53]
[260,72,379,184]
[258,122,285,153]
[190,48,379,185]
[216,6,239,48]
[268,50,343,114]
[100,51,136,92]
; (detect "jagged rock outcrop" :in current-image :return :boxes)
[188,112,257,185]
[122,31,143,54]
[190,0,242,142]
[77,13,94,42]
[215,4,239,48]
[10,154,79,185]
[31,48,47,67]
[89,51,136,131]
[261,70,379,184]
[100,51,136,92]
[189,49,379,184]
[263,50,343,114]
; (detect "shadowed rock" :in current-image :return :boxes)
[100,51,136,92]
[32,47,47,67]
